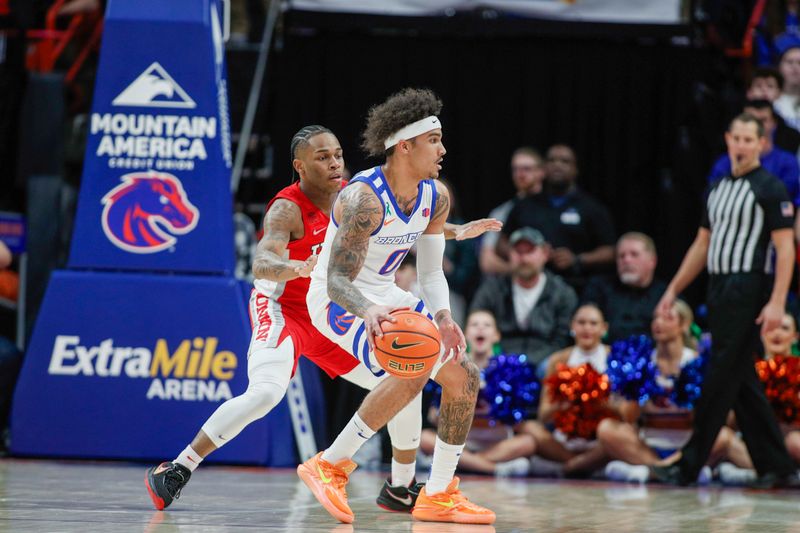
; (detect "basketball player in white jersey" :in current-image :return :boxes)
[301,88,495,525]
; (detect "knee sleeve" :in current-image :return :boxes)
[387,392,422,451]
[201,340,293,447]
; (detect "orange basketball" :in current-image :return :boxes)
[373,309,441,379]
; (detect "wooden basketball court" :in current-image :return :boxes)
[3,458,800,532]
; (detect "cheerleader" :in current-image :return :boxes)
[419,309,536,476]
[602,300,752,483]
[761,311,800,463]
[518,304,620,477]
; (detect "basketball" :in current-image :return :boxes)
[373,309,441,379]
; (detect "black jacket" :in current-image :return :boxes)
[470,272,578,364]
[582,275,667,343]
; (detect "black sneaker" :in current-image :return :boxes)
[376,478,424,512]
[649,464,689,486]
[145,462,192,510]
[750,471,800,490]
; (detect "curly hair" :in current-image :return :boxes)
[361,88,443,157]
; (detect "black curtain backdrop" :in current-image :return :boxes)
[258,14,722,284]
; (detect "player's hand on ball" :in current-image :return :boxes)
[454,218,503,241]
[293,254,318,278]
[436,313,466,363]
[365,305,406,351]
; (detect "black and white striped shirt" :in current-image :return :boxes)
[702,167,794,275]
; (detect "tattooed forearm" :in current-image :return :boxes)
[252,199,302,282]
[328,273,374,316]
[327,185,382,317]
[437,359,480,444]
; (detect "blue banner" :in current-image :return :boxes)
[10,271,292,464]
[68,0,234,274]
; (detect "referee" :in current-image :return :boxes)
[654,112,798,487]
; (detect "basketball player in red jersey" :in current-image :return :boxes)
[145,125,500,511]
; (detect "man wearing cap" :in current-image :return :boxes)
[471,226,578,364]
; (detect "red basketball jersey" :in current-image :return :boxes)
[254,182,327,318]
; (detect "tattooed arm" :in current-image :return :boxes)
[251,199,315,281]
[328,183,399,349]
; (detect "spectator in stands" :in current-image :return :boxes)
[747,67,800,155]
[601,300,752,484]
[0,241,22,453]
[754,0,800,66]
[775,34,800,131]
[470,227,577,365]
[479,147,545,275]
[582,232,667,343]
[419,309,535,477]
[501,144,615,293]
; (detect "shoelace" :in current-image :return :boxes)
[163,469,188,499]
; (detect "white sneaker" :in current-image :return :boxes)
[604,460,649,483]
[494,457,530,477]
[718,462,756,486]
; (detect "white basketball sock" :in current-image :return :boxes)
[391,458,416,487]
[174,445,203,472]
[322,413,376,464]
[425,437,465,494]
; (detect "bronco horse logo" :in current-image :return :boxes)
[101,171,199,253]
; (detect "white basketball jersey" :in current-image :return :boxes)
[310,166,437,296]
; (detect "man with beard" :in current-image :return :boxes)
[501,144,615,293]
[470,227,577,365]
[582,232,667,342]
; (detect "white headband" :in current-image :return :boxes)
[383,115,442,150]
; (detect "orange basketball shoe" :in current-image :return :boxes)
[297,452,358,524]
[411,477,496,525]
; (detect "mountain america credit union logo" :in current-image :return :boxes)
[101,171,199,253]
[112,62,196,109]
